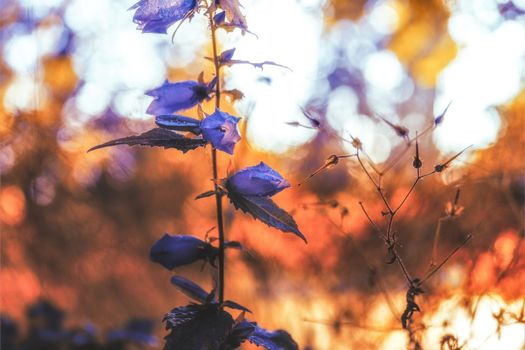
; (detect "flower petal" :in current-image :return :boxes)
[226,162,290,197]
[149,234,208,270]
[130,0,196,34]
[200,109,241,155]
[146,80,209,115]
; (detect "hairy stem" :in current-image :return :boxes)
[209,13,225,303]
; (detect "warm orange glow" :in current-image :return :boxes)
[0,185,26,226]
[493,229,519,269]
[470,253,497,291]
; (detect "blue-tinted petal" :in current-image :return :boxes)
[146,80,208,115]
[227,162,290,197]
[130,0,196,34]
[220,48,236,63]
[200,109,241,155]
[207,76,218,90]
[155,115,201,134]
[213,11,226,25]
[231,320,257,339]
[149,234,207,270]
[247,325,298,350]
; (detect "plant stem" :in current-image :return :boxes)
[209,13,225,303]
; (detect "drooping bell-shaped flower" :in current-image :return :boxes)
[200,109,241,155]
[149,234,209,270]
[145,79,215,115]
[129,0,197,34]
[226,162,290,197]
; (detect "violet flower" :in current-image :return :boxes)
[200,109,241,155]
[129,0,197,34]
[146,79,215,115]
[226,162,290,197]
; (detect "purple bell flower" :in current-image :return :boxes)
[129,0,197,34]
[200,109,241,155]
[145,80,214,115]
[227,162,290,197]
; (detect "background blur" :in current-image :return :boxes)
[1,0,524,349]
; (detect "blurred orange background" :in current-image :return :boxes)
[1,0,525,349]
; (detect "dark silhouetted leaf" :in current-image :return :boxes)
[222,300,251,313]
[150,234,212,270]
[195,190,217,200]
[223,319,256,348]
[170,276,210,303]
[88,128,207,153]
[227,193,306,243]
[163,304,234,350]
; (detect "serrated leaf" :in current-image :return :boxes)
[163,304,234,350]
[170,276,210,303]
[195,190,217,200]
[227,193,306,243]
[247,326,299,350]
[221,59,291,71]
[87,128,207,153]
